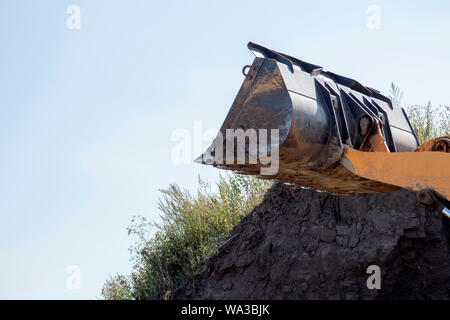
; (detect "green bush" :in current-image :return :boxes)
[389,82,449,144]
[101,173,271,300]
[405,103,449,145]
[101,274,133,300]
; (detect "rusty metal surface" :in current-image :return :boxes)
[415,136,450,152]
[360,121,390,152]
[214,160,399,195]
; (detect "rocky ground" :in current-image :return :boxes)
[173,183,450,299]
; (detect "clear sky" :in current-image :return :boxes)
[1,0,449,299]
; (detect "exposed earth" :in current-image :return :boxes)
[172,183,450,299]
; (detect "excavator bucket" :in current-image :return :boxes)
[196,42,450,214]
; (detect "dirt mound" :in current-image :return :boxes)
[173,183,450,299]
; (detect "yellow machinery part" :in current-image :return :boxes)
[341,146,450,201]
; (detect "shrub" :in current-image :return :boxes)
[101,173,271,300]
[405,103,449,144]
[389,82,449,144]
[101,274,133,300]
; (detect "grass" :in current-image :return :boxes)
[101,173,271,300]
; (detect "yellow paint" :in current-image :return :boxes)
[341,147,450,200]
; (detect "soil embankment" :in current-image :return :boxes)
[173,183,450,299]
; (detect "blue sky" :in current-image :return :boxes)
[0,0,449,299]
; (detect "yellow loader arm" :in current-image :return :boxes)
[341,145,450,217]
[342,148,449,200]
